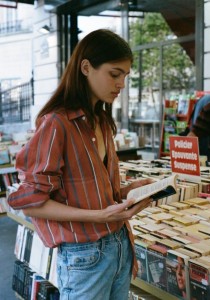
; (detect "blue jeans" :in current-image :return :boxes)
[57,225,133,300]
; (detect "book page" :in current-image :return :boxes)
[127,174,178,203]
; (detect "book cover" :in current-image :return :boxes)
[184,242,210,256]
[176,121,188,135]
[20,227,29,262]
[12,260,23,294]
[134,241,149,282]
[133,225,149,235]
[166,250,190,299]
[148,212,174,223]
[177,183,193,201]
[39,246,52,279]
[173,247,200,260]
[49,248,58,288]
[185,197,209,206]
[143,206,163,214]
[177,98,189,115]
[173,215,199,226]
[139,233,161,245]
[31,273,46,300]
[147,244,168,291]
[29,231,45,275]
[171,234,201,245]
[156,238,182,250]
[14,224,25,260]
[169,210,185,217]
[23,229,33,264]
[158,204,177,212]
[201,182,210,193]
[23,267,35,299]
[169,202,190,210]
[189,258,210,300]
[156,228,180,239]
[137,222,166,233]
[140,216,159,225]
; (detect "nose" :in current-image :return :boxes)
[116,78,125,89]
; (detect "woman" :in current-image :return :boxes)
[8,29,152,300]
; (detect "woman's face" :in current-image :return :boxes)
[81,59,131,107]
[176,257,186,291]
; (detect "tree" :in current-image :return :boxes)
[129,13,195,98]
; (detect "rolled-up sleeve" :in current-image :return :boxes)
[7,113,66,210]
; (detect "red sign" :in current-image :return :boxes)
[169,136,200,176]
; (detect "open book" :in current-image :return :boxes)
[127,174,178,204]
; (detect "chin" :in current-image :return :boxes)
[103,99,114,104]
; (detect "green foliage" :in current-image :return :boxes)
[130,13,171,46]
[129,13,195,94]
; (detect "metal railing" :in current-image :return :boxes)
[0,19,33,35]
[0,79,34,124]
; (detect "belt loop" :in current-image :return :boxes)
[100,235,105,251]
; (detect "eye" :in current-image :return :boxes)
[110,72,121,78]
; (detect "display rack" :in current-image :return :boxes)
[159,98,197,158]
[9,208,181,300]
[131,278,178,300]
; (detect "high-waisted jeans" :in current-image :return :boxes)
[57,225,133,300]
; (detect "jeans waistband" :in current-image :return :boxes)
[60,224,128,250]
[102,224,128,242]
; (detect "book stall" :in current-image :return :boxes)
[121,134,210,300]
[2,132,210,300]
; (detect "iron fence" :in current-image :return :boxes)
[0,79,34,124]
[0,19,32,35]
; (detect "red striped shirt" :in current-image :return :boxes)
[8,110,125,244]
[8,110,138,277]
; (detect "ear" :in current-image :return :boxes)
[81,59,91,76]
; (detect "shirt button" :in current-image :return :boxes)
[92,137,96,142]
[82,116,86,120]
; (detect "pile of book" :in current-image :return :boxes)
[120,159,210,299]
[131,200,210,300]
[13,224,58,299]
[119,159,210,205]
[12,260,59,300]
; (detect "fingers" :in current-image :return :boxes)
[107,197,152,222]
[130,178,155,190]
[121,198,136,210]
[119,199,149,216]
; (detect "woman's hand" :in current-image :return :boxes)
[99,197,151,223]
[120,178,155,199]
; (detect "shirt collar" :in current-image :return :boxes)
[66,109,85,121]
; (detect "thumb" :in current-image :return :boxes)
[121,198,136,210]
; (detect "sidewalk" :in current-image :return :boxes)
[0,214,18,300]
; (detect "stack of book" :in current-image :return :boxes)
[122,159,210,299]
[12,260,59,300]
[13,225,58,290]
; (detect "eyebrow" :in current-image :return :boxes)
[111,67,130,75]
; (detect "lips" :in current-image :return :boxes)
[112,92,120,97]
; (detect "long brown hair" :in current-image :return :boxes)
[36,29,133,135]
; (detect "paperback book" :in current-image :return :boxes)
[127,174,178,204]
